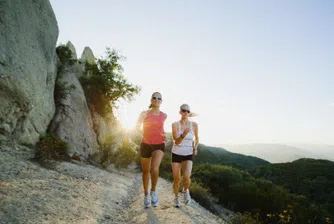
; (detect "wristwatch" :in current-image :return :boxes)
[180,134,185,138]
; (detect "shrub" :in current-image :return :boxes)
[229,212,262,224]
[89,134,138,169]
[54,45,77,116]
[56,44,77,73]
[35,134,70,168]
[80,47,140,117]
[114,138,137,168]
[190,181,216,212]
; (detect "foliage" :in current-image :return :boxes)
[80,47,140,117]
[35,134,70,168]
[190,162,332,223]
[114,137,137,168]
[249,158,334,219]
[56,44,77,73]
[90,133,137,169]
[228,212,262,224]
[54,44,76,116]
[189,181,216,211]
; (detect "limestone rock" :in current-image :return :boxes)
[49,70,99,158]
[0,0,59,145]
[90,111,120,147]
[80,47,95,64]
[66,41,77,60]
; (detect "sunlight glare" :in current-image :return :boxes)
[115,102,138,131]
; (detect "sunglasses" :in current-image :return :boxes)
[152,96,162,100]
[181,109,191,113]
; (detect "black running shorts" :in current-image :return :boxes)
[172,153,193,163]
[140,142,165,158]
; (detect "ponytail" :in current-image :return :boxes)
[189,112,199,117]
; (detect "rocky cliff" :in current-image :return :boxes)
[0,0,59,145]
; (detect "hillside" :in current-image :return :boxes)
[196,144,270,170]
[0,144,225,224]
[249,158,334,218]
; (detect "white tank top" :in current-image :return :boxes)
[172,121,194,156]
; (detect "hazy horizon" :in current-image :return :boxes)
[50,0,334,145]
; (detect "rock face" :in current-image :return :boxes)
[49,67,99,158]
[66,41,77,60]
[0,0,59,145]
[90,110,121,148]
[80,47,95,65]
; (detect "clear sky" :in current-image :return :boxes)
[50,0,334,145]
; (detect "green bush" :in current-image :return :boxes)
[35,134,70,168]
[190,181,216,212]
[229,212,262,224]
[80,47,140,117]
[90,134,138,169]
[54,45,76,115]
[56,44,77,73]
[114,138,137,168]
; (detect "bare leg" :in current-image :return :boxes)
[141,157,151,195]
[172,162,182,197]
[150,150,164,191]
[181,160,193,191]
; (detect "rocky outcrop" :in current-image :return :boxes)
[66,41,77,60]
[80,47,95,65]
[49,66,99,158]
[90,110,120,147]
[0,0,59,145]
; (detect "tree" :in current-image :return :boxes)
[81,47,140,117]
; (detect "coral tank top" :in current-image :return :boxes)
[142,111,165,144]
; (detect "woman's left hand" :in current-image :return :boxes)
[193,148,197,156]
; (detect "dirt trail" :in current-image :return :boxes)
[0,144,226,224]
[126,178,225,224]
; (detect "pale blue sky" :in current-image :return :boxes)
[50,0,334,145]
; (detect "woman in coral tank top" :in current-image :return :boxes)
[136,92,167,208]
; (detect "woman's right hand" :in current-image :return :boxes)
[182,127,190,136]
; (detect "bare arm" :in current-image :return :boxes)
[172,122,190,145]
[136,111,148,131]
[193,122,199,155]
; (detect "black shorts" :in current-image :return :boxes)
[172,153,193,163]
[140,142,165,158]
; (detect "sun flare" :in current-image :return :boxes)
[115,104,138,131]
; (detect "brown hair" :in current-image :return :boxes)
[148,92,162,108]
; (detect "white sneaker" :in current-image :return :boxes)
[183,189,191,205]
[174,196,180,208]
[144,194,151,208]
[151,191,159,207]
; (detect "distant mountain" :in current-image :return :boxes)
[289,144,334,160]
[216,143,334,163]
[196,144,270,170]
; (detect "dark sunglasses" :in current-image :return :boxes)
[152,96,162,100]
[181,109,190,113]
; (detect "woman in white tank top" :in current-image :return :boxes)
[171,104,199,207]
